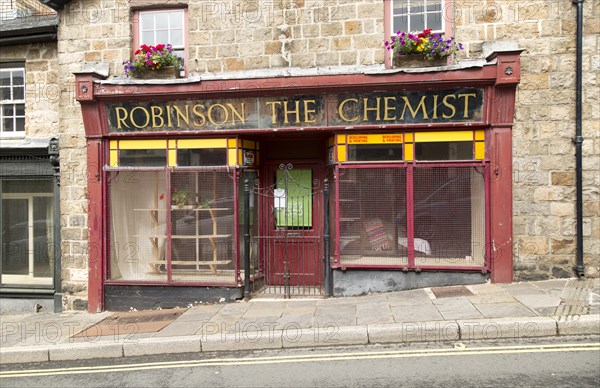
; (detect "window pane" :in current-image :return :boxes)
[169,11,183,27]
[141,31,154,45]
[119,149,167,167]
[13,86,24,100]
[156,30,169,44]
[170,29,183,46]
[15,104,25,116]
[3,118,13,131]
[275,168,312,229]
[416,141,473,160]
[347,144,403,161]
[395,15,409,32]
[427,1,442,12]
[2,198,29,275]
[177,149,226,166]
[15,118,24,132]
[3,180,53,193]
[3,105,14,116]
[155,13,168,29]
[140,13,155,30]
[338,168,408,266]
[427,13,443,31]
[409,2,424,13]
[12,71,24,86]
[0,71,9,87]
[33,197,53,278]
[411,14,425,31]
[0,86,10,100]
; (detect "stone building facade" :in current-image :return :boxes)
[2,0,597,311]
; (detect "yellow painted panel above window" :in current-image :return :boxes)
[227,149,237,166]
[337,145,346,162]
[475,130,485,141]
[118,139,167,150]
[475,141,485,160]
[168,149,177,166]
[415,131,473,143]
[168,139,177,148]
[404,133,413,142]
[178,139,227,149]
[337,134,346,144]
[110,140,118,150]
[405,144,414,161]
[109,150,118,167]
[347,134,403,144]
[228,138,238,148]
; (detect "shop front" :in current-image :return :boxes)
[75,49,521,312]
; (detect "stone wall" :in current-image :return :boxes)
[454,0,600,280]
[52,0,599,308]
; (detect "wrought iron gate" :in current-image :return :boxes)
[245,163,327,298]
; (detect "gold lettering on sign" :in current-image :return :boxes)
[208,104,229,126]
[431,95,439,119]
[442,95,457,119]
[228,103,246,124]
[363,97,381,121]
[400,96,428,120]
[150,106,164,128]
[173,105,190,127]
[458,93,477,118]
[383,97,396,121]
[304,99,316,123]
[130,106,150,128]
[114,107,130,129]
[192,104,206,127]
[338,98,359,122]
[265,101,281,125]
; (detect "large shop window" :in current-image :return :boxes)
[1,180,54,286]
[106,139,253,285]
[334,131,487,270]
[0,63,25,137]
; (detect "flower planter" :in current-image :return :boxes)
[393,55,448,68]
[132,66,179,80]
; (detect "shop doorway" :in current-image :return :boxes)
[255,139,325,297]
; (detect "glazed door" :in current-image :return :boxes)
[262,163,323,293]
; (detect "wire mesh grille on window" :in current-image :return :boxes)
[108,170,168,282]
[338,167,408,266]
[170,171,235,283]
[413,166,485,268]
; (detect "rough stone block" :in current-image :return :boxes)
[123,336,202,357]
[0,347,49,364]
[282,326,368,348]
[557,315,600,336]
[368,322,459,344]
[201,330,282,352]
[458,317,557,341]
[49,342,122,361]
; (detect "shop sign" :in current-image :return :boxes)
[106,88,483,133]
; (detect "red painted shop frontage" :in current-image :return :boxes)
[75,50,521,312]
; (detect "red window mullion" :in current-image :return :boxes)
[406,165,415,269]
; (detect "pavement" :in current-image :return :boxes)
[1,278,599,364]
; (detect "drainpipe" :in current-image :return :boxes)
[573,0,585,277]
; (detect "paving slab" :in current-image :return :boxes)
[391,304,444,322]
[386,290,433,306]
[514,294,561,309]
[153,320,206,337]
[472,302,537,319]
[466,293,516,304]
[432,297,484,320]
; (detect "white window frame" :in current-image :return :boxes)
[1,193,54,286]
[135,9,187,69]
[390,0,446,34]
[0,65,26,138]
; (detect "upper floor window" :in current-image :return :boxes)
[135,9,186,64]
[0,63,25,137]
[392,0,445,33]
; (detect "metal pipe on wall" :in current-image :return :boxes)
[572,0,585,278]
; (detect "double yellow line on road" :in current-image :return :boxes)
[2,342,599,378]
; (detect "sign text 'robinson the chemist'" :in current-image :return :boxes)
[106,89,484,133]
